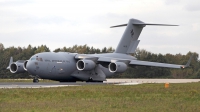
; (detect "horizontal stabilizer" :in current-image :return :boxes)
[111,23,178,28]
[137,23,178,26]
[110,24,127,28]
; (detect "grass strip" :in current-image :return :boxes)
[0,83,200,112]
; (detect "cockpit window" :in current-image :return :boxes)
[30,57,43,61]
[31,58,35,60]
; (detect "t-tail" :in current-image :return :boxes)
[111,18,178,54]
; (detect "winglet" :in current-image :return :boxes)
[7,57,13,70]
[181,54,194,68]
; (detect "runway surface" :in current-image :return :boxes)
[0,79,200,88]
[105,79,200,83]
[0,82,81,88]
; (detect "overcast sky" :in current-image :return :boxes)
[0,0,200,55]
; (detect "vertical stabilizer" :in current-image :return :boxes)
[111,18,178,54]
[113,19,145,54]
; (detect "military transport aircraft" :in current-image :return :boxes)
[7,18,192,83]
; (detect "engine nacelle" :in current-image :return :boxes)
[10,62,26,73]
[109,62,127,73]
[23,60,28,71]
[76,60,96,71]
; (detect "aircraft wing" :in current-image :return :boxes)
[130,54,193,68]
[129,60,184,68]
[97,57,185,68]
[75,54,193,69]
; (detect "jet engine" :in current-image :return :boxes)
[109,62,127,73]
[10,61,26,73]
[23,60,28,71]
[76,60,96,71]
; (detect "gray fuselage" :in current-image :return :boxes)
[26,52,136,81]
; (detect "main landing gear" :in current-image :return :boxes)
[33,77,39,83]
[86,77,103,83]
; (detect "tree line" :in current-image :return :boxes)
[0,43,199,79]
